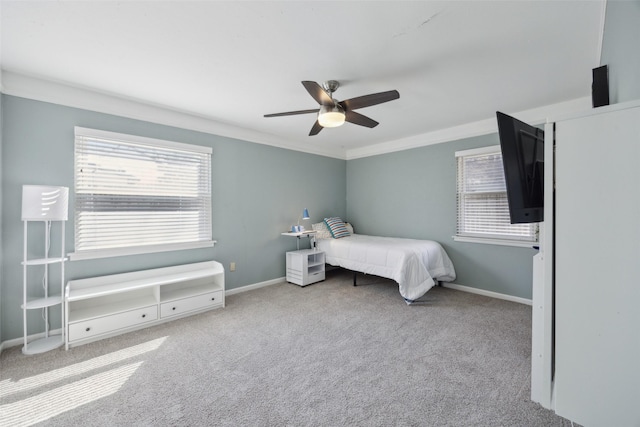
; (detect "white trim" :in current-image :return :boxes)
[453,235,538,249]
[0,328,64,351]
[546,98,640,124]
[1,71,345,160]
[347,117,498,160]
[227,276,534,307]
[75,126,212,154]
[0,278,530,351]
[455,144,500,158]
[0,278,283,350]
[442,283,532,306]
[346,97,591,160]
[455,146,539,246]
[2,71,595,161]
[69,241,216,261]
[225,277,284,296]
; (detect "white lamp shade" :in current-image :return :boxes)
[318,104,346,128]
[22,185,69,221]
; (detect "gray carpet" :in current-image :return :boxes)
[0,269,571,426]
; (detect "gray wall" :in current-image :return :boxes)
[347,134,537,300]
[600,0,640,103]
[2,0,638,345]
[0,95,346,341]
[345,0,640,302]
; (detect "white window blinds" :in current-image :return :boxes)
[456,146,537,243]
[74,127,212,256]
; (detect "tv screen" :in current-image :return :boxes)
[496,111,544,224]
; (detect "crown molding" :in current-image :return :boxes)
[345,96,591,160]
[2,71,592,161]
[0,71,346,160]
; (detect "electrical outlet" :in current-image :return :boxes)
[230,262,236,272]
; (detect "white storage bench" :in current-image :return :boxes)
[64,260,224,349]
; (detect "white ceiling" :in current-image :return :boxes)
[1,1,605,159]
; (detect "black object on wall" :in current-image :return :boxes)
[496,112,544,224]
[592,65,610,108]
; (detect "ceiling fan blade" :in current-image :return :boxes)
[341,90,400,111]
[264,108,319,118]
[345,110,379,128]
[309,120,323,136]
[302,81,333,105]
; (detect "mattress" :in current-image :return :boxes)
[316,234,456,301]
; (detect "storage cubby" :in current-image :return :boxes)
[68,287,158,323]
[65,261,224,348]
[286,249,325,286]
[160,275,223,303]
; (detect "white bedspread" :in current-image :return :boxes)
[317,234,456,301]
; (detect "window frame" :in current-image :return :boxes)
[69,127,214,261]
[453,145,539,248]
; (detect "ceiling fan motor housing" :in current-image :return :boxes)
[322,80,340,94]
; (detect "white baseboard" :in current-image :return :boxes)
[442,283,532,306]
[0,279,285,353]
[225,277,285,296]
[224,277,533,307]
[1,337,24,351]
[223,277,533,306]
[0,279,527,353]
[0,328,64,353]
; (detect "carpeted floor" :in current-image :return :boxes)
[0,268,571,426]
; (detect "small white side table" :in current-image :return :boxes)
[281,230,317,250]
[286,249,325,286]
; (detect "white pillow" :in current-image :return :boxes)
[312,222,332,239]
[345,222,354,235]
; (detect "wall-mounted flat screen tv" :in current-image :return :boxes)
[496,111,544,224]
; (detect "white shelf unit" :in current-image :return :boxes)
[552,103,640,426]
[532,101,640,426]
[22,220,67,355]
[65,261,225,349]
[286,249,325,286]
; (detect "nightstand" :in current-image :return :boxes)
[286,249,325,287]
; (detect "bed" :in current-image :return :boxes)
[313,219,456,302]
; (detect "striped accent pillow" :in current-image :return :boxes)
[324,217,351,239]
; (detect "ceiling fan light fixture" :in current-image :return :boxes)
[264,80,399,135]
[318,104,346,128]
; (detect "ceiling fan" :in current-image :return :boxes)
[264,80,400,136]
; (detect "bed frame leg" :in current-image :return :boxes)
[353,271,357,286]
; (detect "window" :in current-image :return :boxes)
[71,127,212,260]
[454,145,537,247]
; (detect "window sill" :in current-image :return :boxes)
[69,241,217,261]
[453,235,538,249]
